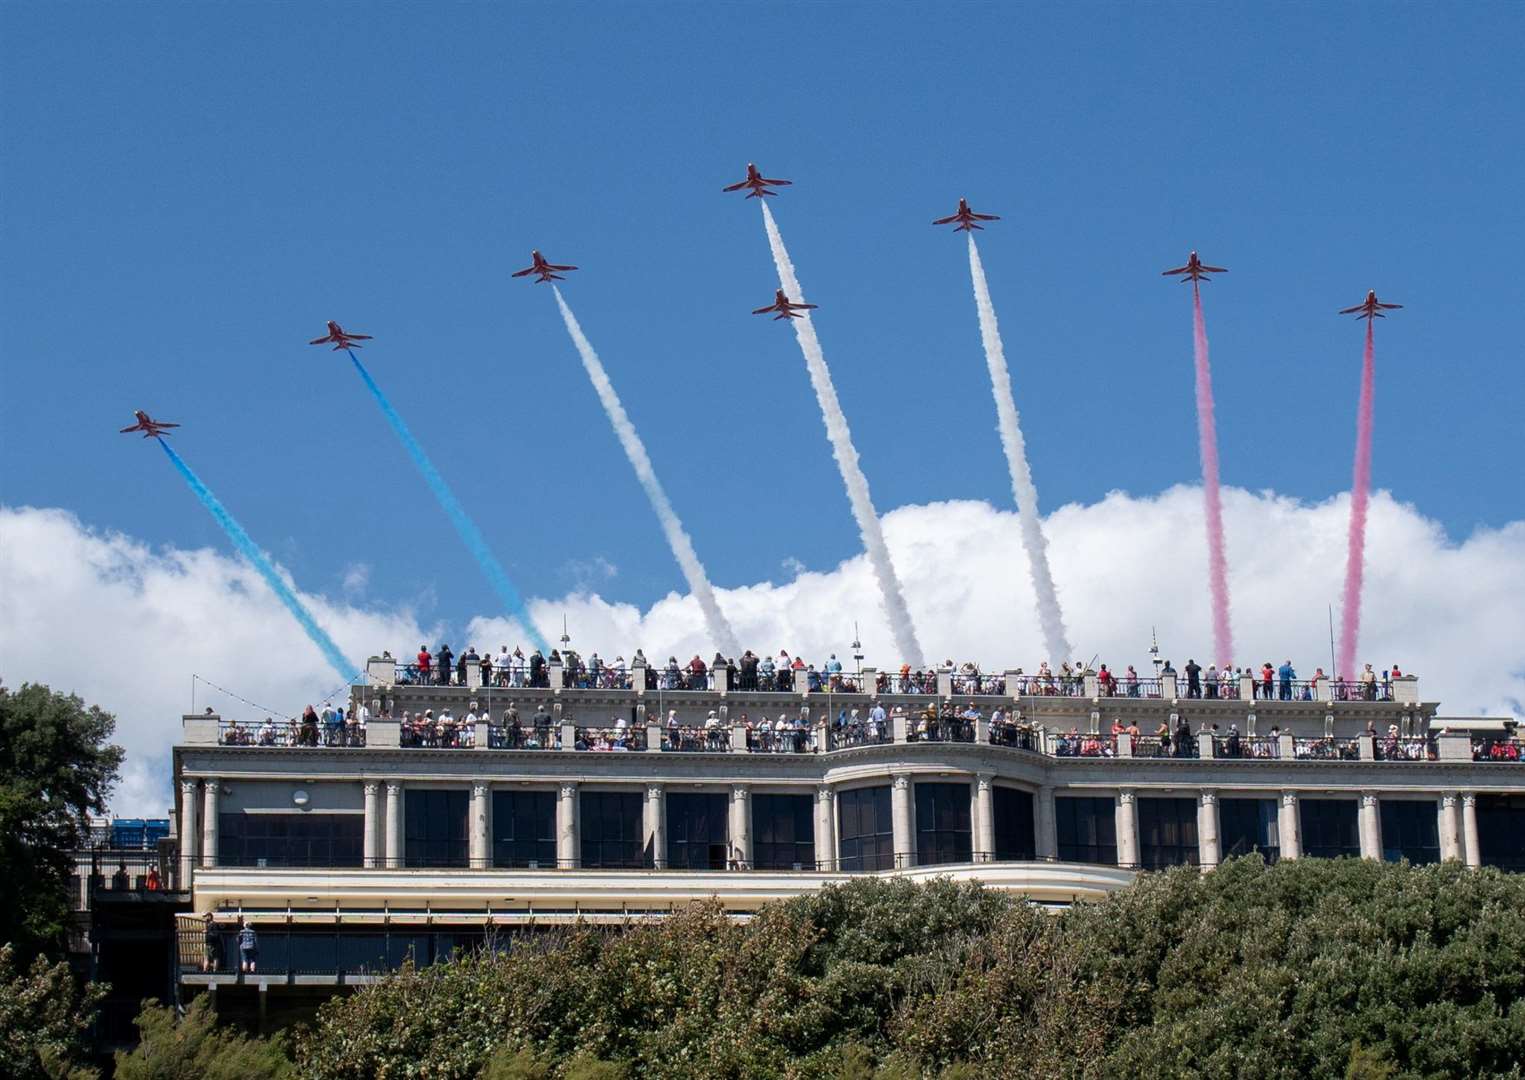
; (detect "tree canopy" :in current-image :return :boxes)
[0,681,124,960]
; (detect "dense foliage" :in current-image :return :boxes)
[0,942,105,1080]
[114,999,295,1080]
[0,681,123,961]
[287,859,1525,1078]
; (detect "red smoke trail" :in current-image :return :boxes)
[1338,320,1376,682]
[1192,284,1235,668]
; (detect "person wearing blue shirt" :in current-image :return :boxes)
[1278,660,1296,701]
[238,919,258,974]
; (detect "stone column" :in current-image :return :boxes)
[363,781,380,867]
[469,781,490,868]
[1462,793,1482,868]
[179,779,199,886]
[1279,791,1302,860]
[1036,786,1057,860]
[730,785,752,869]
[1116,790,1139,868]
[557,782,580,869]
[891,774,915,868]
[201,779,219,868]
[1198,790,1221,869]
[645,784,667,870]
[1359,791,1382,860]
[974,774,995,860]
[814,786,836,870]
[1439,793,1462,861]
[384,783,403,868]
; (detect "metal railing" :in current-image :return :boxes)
[732,670,793,692]
[1214,735,1281,759]
[1010,675,1087,697]
[877,672,939,694]
[1292,736,1360,760]
[486,724,559,750]
[660,726,730,752]
[1099,677,1162,699]
[1051,733,1114,757]
[566,668,634,690]
[988,723,1039,752]
[400,721,476,748]
[746,727,816,753]
[828,723,891,750]
[908,716,977,743]
[219,719,366,747]
[951,673,1005,695]
[573,725,645,751]
[1374,736,1434,761]
[1473,736,1523,762]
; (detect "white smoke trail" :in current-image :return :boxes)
[759,201,926,668]
[553,287,742,657]
[967,236,1074,665]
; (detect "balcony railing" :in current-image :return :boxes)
[661,725,730,752]
[1214,735,1281,759]
[487,724,559,750]
[908,716,977,743]
[566,668,634,690]
[827,723,891,750]
[1473,736,1522,762]
[877,672,939,694]
[573,725,645,751]
[400,722,475,749]
[219,719,365,748]
[1099,677,1162,699]
[1009,675,1087,697]
[746,727,816,753]
[1374,735,1435,761]
[1292,736,1360,760]
[988,723,1039,752]
[1052,733,1115,757]
[951,673,1005,695]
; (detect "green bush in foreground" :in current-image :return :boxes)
[279,859,1525,1078]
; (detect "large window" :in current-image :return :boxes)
[1138,798,1199,870]
[580,791,646,868]
[492,791,556,869]
[667,793,729,870]
[1380,799,1439,865]
[218,813,362,868]
[1056,796,1117,865]
[753,794,815,870]
[1477,795,1525,872]
[1219,798,1279,864]
[838,786,894,871]
[916,782,972,867]
[1300,799,1360,859]
[405,789,468,867]
[992,786,1035,862]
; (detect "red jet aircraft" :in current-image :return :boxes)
[753,289,817,320]
[511,250,579,284]
[308,321,373,350]
[1339,290,1403,322]
[932,198,1000,231]
[723,163,792,199]
[119,410,179,438]
[1161,251,1228,283]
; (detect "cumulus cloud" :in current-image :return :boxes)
[2,489,1521,816]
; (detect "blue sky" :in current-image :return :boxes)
[3,3,1521,641]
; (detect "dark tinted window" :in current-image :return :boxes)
[580,791,645,868]
[491,790,556,869]
[667,793,729,870]
[1056,796,1116,865]
[753,794,815,870]
[218,813,363,868]
[838,786,894,871]
[405,789,468,868]
[1218,798,1280,864]
[1138,797,1198,870]
[1380,799,1439,865]
[992,786,1035,862]
[1478,794,1525,872]
[915,782,972,867]
[1300,799,1360,859]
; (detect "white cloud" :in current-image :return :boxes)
[2,489,1522,816]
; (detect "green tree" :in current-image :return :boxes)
[113,998,294,1080]
[0,681,124,960]
[0,942,105,1080]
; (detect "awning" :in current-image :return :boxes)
[1433,717,1517,732]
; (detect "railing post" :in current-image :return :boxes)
[1197,731,1215,759]
[1393,676,1419,704]
[714,665,729,694]
[975,714,990,744]
[892,710,908,744]
[1116,732,1133,758]
[183,714,220,745]
[474,718,490,750]
[1239,673,1255,701]
[814,719,830,752]
[793,668,810,695]
[368,714,400,748]
[646,723,662,753]
[1358,734,1375,761]
[1316,675,1332,702]
[1083,672,1099,698]
[1435,731,1472,762]
[560,721,576,750]
[1162,672,1178,700]
[1005,670,1024,702]
[548,658,565,689]
[631,661,646,693]
[936,668,953,699]
[465,663,482,691]
[366,657,397,687]
[1277,733,1295,759]
[730,722,748,752]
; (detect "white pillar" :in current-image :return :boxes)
[645,784,667,870]
[730,785,752,869]
[1359,791,1382,861]
[469,781,490,868]
[201,778,219,868]
[1198,790,1221,869]
[384,782,403,868]
[363,781,380,868]
[557,782,580,869]
[891,774,915,868]
[1439,792,1462,861]
[1116,789,1139,868]
[1279,791,1302,860]
[1036,786,1057,860]
[1463,793,1482,868]
[974,774,994,860]
[814,786,836,870]
[179,779,199,886]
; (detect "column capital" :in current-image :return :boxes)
[1118,788,1136,805]
[976,773,994,792]
[731,784,750,802]
[1199,789,1217,806]
[559,782,579,799]
[472,781,490,799]
[385,781,403,796]
[1441,792,1459,808]
[892,773,911,791]
[1281,790,1300,808]
[364,780,380,796]
[1361,790,1380,808]
[647,783,665,800]
[817,785,834,803]
[1462,792,1477,807]
[180,777,199,794]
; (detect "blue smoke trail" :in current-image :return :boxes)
[345,350,548,652]
[157,438,357,682]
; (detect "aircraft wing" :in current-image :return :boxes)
[510,267,536,277]
[159,421,180,428]
[1380,302,1403,310]
[120,424,142,433]
[722,180,751,192]
[973,212,1000,221]
[348,333,373,340]
[309,334,333,344]
[932,214,960,225]
[759,177,791,186]
[1338,304,1365,314]
[1201,264,1227,273]
[752,304,779,315]
[545,263,577,272]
